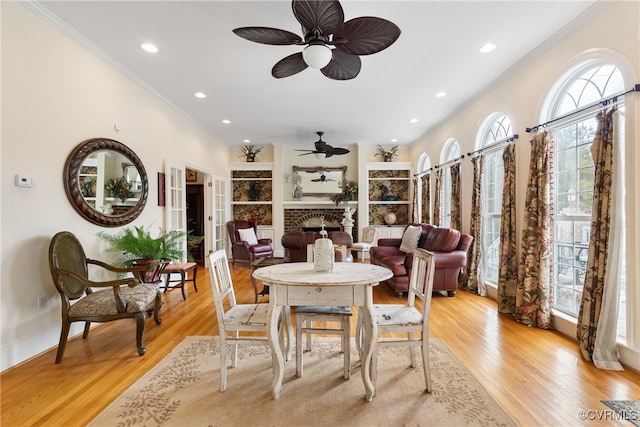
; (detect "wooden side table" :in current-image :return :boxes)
[161,262,198,300]
[250,257,284,303]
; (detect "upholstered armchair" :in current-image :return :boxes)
[226,220,273,266]
[48,231,163,363]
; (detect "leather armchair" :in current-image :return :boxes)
[226,220,273,266]
[281,231,353,263]
[369,223,473,297]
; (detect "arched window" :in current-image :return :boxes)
[440,139,460,227]
[544,61,625,324]
[477,113,512,284]
[417,154,431,222]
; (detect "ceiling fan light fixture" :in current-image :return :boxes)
[302,44,332,69]
[315,152,327,159]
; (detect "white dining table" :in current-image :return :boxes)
[252,262,393,401]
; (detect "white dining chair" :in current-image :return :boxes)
[350,226,377,262]
[208,249,290,392]
[358,248,436,392]
[294,245,353,380]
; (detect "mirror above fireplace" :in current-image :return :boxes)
[292,166,346,197]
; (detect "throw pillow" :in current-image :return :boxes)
[399,225,422,253]
[238,227,258,245]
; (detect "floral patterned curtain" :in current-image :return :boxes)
[497,144,518,313]
[516,131,552,329]
[433,169,443,227]
[450,163,461,230]
[421,173,431,224]
[577,107,622,370]
[411,178,419,222]
[466,156,485,295]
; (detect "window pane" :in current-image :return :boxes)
[550,63,625,322]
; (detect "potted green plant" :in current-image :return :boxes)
[97,225,190,267]
[374,145,399,162]
[330,180,358,205]
[239,145,263,162]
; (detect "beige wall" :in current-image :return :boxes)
[1,2,230,370]
[2,0,638,371]
[409,0,639,369]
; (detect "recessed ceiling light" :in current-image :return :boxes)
[222,119,231,124]
[141,43,158,53]
[480,43,496,53]
[435,92,447,98]
[410,118,419,123]
[391,139,398,143]
[194,92,207,99]
[243,139,251,143]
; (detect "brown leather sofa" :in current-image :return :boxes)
[281,231,353,262]
[369,223,473,297]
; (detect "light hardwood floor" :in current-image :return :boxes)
[2,261,638,426]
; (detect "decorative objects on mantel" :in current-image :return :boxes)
[239,145,263,162]
[292,173,304,200]
[330,180,358,205]
[375,145,399,162]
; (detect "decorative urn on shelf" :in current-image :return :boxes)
[384,212,397,225]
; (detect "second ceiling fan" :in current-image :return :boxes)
[233,0,401,80]
[296,132,349,158]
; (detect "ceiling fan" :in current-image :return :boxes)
[296,132,350,158]
[233,0,401,80]
[310,172,335,183]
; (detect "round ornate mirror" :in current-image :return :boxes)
[64,138,148,227]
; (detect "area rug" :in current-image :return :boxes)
[89,336,515,427]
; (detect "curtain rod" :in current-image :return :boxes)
[414,155,464,177]
[526,83,640,133]
[467,134,519,158]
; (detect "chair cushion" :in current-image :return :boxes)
[399,225,422,253]
[351,242,372,250]
[238,227,258,245]
[68,283,158,317]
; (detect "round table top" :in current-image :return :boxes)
[252,262,393,287]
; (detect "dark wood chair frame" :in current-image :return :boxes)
[49,231,164,363]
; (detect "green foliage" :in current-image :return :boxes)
[330,181,358,204]
[97,225,189,265]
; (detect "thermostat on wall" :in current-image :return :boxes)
[15,174,34,188]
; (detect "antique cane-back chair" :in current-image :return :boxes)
[48,231,163,363]
[358,248,436,392]
[208,249,290,392]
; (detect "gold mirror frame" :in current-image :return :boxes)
[292,166,346,197]
[64,138,148,227]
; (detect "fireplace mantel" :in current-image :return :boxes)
[283,201,357,209]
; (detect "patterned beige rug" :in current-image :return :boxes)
[89,336,515,427]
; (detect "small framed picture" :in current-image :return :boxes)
[158,172,166,206]
[186,169,197,182]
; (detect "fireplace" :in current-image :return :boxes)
[284,207,357,240]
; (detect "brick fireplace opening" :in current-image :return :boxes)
[284,208,357,240]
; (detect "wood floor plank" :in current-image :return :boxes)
[1,261,638,426]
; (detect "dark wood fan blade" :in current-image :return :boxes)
[333,17,401,55]
[321,50,361,80]
[328,146,350,155]
[233,27,302,45]
[292,0,344,36]
[272,53,308,78]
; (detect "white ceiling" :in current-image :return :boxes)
[29,0,599,150]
